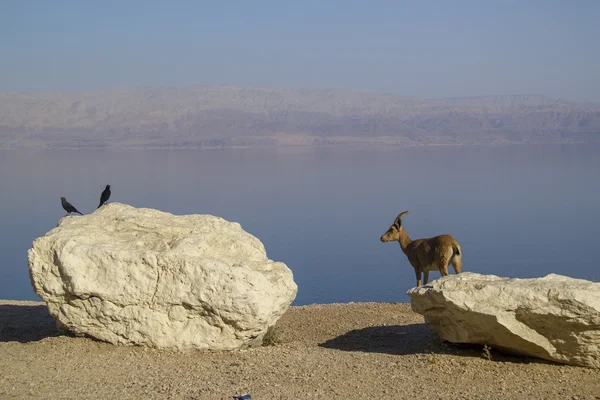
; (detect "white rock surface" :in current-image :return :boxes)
[407,272,600,368]
[28,203,298,350]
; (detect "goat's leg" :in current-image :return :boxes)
[451,257,462,274]
[439,265,449,277]
[423,271,429,285]
[415,269,422,287]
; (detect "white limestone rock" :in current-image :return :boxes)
[28,203,298,350]
[407,272,600,368]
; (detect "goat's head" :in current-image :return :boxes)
[380,211,408,242]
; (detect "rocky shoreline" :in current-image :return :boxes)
[0,300,597,399]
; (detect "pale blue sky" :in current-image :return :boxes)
[1,0,599,101]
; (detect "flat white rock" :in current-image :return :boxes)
[28,203,298,350]
[408,272,600,368]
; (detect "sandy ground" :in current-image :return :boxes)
[0,300,598,400]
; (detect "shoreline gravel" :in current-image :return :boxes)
[0,300,598,399]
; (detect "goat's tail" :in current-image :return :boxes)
[450,244,462,274]
[453,245,461,257]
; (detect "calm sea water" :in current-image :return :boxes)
[1,145,599,305]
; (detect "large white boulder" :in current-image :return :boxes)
[407,272,600,368]
[28,203,297,350]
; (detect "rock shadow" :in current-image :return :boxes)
[319,324,551,365]
[0,304,60,343]
[320,323,453,356]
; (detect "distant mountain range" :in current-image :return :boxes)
[0,86,598,148]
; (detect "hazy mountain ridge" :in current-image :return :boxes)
[1,86,598,148]
[428,94,572,107]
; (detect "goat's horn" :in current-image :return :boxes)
[395,211,409,221]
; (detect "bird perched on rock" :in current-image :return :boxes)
[97,184,111,208]
[61,197,83,215]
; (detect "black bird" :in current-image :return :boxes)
[60,197,83,215]
[97,184,111,208]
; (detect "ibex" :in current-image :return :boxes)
[380,211,462,287]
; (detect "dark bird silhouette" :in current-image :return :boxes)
[60,197,83,215]
[97,184,111,208]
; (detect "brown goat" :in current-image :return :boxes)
[380,211,462,287]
